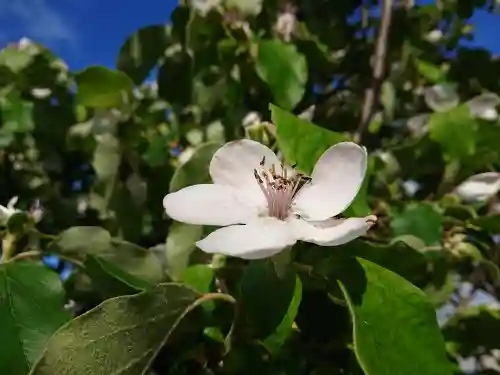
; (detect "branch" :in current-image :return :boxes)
[354,0,394,143]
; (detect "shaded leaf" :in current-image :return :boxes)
[261,274,302,354]
[117,24,171,84]
[29,284,234,375]
[239,260,297,338]
[0,262,70,375]
[49,226,163,287]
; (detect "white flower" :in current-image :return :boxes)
[191,0,221,16]
[275,11,296,42]
[0,196,20,225]
[242,112,261,128]
[425,29,443,43]
[466,93,500,121]
[31,88,52,99]
[455,172,500,202]
[424,84,459,113]
[163,139,376,259]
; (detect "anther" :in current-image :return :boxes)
[260,156,265,166]
[253,169,263,183]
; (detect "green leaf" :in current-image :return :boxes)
[298,239,427,286]
[469,213,500,233]
[261,274,302,354]
[271,104,348,174]
[0,262,71,375]
[169,142,221,192]
[165,222,204,280]
[391,203,443,246]
[84,255,150,298]
[29,284,234,375]
[429,104,478,159]
[239,260,298,339]
[442,307,500,357]
[117,24,171,84]
[181,264,214,294]
[49,226,163,286]
[0,47,33,73]
[256,41,307,110]
[75,66,134,108]
[1,97,34,133]
[92,133,121,182]
[338,258,452,375]
[415,59,447,83]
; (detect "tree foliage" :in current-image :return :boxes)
[0,1,500,374]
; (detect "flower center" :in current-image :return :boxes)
[253,156,311,220]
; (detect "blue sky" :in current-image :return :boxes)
[0,0,499,73]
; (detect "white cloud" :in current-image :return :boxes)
[0,0,76,44]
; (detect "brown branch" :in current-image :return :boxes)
[354,0,394,143]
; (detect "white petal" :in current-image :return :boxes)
[163,184,259,226]
[467,93,500,119]
[196,217,296,259]
[293,142,367,221]
[210,139,280,207]
[455,172,500,202]
[424,84,459,113]
[291,216,377,246]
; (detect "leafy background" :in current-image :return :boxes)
[1,0,500,375]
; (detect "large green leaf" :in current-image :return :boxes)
[29,284,234,375]
[117,24,171,84]
[239,260,298,339]
[169,142,221,192]
[256,41,307,110]
[390,203,443,246]
[48,226,163,287]
[271,104,348,174]
[0,262,71,375]
[75,66,134,108]
[338,258,452,375]
[429,104,478,160]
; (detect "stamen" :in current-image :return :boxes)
[253,156,311,221]
[260,156,265,166]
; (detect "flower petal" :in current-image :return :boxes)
[196,217,296,259]
[424,84,459,113]
[293,142,367,221]
[291,215,377,246]
[163,184,259,226]
[209,139,280,207]
[455,172,500,202]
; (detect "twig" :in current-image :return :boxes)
[354,0,394,143]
